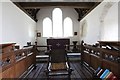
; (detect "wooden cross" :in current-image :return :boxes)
[56,43,60,47]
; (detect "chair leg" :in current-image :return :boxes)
[68,74,71,80]
[47,76,49,80]
[45,72,49,80]
[33,64,37,69]
[68,71,72,80]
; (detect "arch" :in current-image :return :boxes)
[64,17,73,37]
[52,8,62,37]
[43,17,52,37]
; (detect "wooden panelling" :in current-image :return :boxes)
[9,66,15,78]
[18,2,96,8]
[0,43,36,79]
[15,58,26,78]
[81,41,120,78]
[102,59,119,77]
[90,54,101,70]
[1,43,15,53]
[83,53,90,65]
[2,65,15,78]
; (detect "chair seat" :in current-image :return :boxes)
[48,70,69,76]
[50,63,67,70]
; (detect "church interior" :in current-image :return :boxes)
[0,0,120,79]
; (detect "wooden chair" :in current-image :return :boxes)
[45,39,73,79]
[45,49,73,79]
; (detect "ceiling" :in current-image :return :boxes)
[12,1,102,22]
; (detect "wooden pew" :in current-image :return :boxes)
[81,41,120,78]
[0,43,36,79]
[0,43,15,78]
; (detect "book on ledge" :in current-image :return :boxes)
[100,69,110,79]
[97,69,104,77]
[95,67,101,74]
[106,72,117,80]
[105,72,114,79]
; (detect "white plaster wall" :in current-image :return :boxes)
[0,2,2,43]
[101,2,118,41]
[118,2,120,41]
[1,1,36,48]
[80,1,118,44]
[80,2,105,44]
[36,7,80,45]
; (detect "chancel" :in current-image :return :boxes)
[0,0,120,79]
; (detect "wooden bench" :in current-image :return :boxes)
[0,43,36,79]
[81,41,120,78]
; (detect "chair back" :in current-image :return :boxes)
[50,49,67,63]
[47,39,70,50]
[47,39,70,63]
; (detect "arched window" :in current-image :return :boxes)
[42,8,73,38]
[43,17,52,37]
[52,8,62,37]
[64,17,73,37]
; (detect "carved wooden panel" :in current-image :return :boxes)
[90,54,101,70]
[83,52,90,65]
[102,59,119,77]
[15,58,26,78]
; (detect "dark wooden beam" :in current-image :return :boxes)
[75,8,81,21]
[14,2,40,22]
[25,9,40,22]
[14,2,101,22]
[80,2,101,20]
[18,2,95,9]
[74,2,101,21]
[75,8,89,21]
[74,8,79,13]
[78,9,83,21]
[33,9,40,22]
[13,2,37,22]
